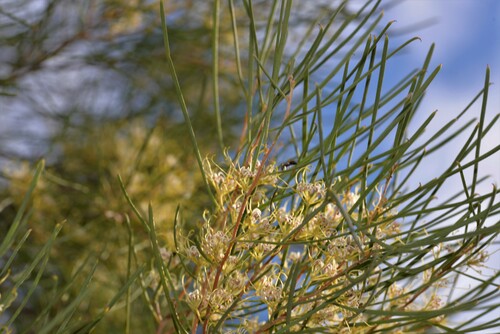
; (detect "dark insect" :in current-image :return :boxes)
[280,159,297,171]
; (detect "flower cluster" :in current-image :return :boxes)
[176,154,449,332]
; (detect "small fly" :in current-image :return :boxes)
[280,159,297,171]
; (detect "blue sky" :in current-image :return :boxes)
[384,0,499,322]
[386,0,499,184]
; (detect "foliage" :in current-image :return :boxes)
[1,0,237,332]
[1,119,214,332]
[1,0,499,333]
[140,0,499,332]
[0,0,239,160]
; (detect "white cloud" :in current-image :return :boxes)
[385,0,499,184]
[385,1,500,323]
[387,0,482,58]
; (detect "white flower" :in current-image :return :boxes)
[209,288,234,313]
[239,166,256,178]
[289,251,302,262]
[251,208,262,222]
[256,275,282,305]
[187,288,202,309]
[296,181,326,204]
[186,245,200,260]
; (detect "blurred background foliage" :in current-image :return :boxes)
[0,0,241,331]
[0,0,354,332]
[0,0,242,154]
[2,119,210,332]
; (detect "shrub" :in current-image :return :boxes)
[1,1,499,333]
